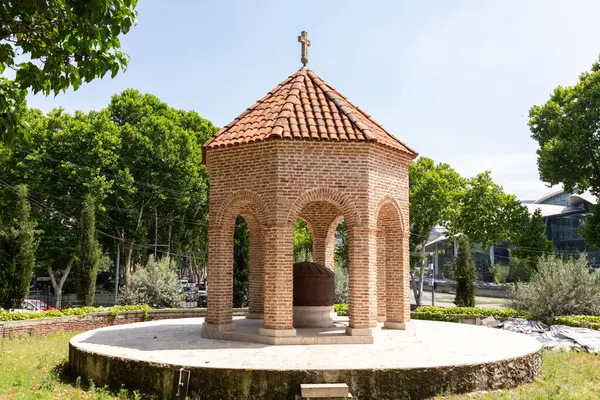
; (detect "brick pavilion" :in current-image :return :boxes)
[202,32,417,340]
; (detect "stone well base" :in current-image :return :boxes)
[201,317,373,345]
[69,317,542,400]
[293,305,334,328]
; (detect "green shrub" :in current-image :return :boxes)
[412,306,529,321]
[508,254,600,320]
[0,305,151,322]
[553,315,600,330]
[490,264,510,284]
[334,303,348,316]
[118,257,185,308]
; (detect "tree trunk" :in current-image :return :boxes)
[418,246,427,305]
[123,242,133,286]
[410,271,420,306]
[411,246,429,307]
[47,257,74,309]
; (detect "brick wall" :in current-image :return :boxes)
[0,309,247,339]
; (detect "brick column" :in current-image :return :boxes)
[260,226,296,337]
[204,227,235,332]
[311,229,328,267]
[347,226,378,335]
[401,233,411,323]
[377,228,387,322]
[383,231,408,329]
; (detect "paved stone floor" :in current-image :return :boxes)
[71,316,540,370]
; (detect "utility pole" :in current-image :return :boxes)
[154,209,158,261]
[113,241,120,304]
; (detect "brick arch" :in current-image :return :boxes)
[214,190,268,231]
[286,187,359,229]
[209,190,267,320]
[374,195,406,233]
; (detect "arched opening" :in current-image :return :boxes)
[291,201,344,328]
[205,196,266,329]
[376,201,408,327]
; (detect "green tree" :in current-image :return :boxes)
[454,236,476,307]
[2,108,119,308]
[581,204,600,248]
[105,89,217,286]
[75,194,102,306]
[293,219,312,262]
[233,216,249,308]
[529,55,600,246]
[448,171,528,248]
[510,208,554,281]
[409,157,463,306]
[0,91,217,300]
[0,0,139,142]
[0,184,38,309]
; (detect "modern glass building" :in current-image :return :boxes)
[526,188,599,267]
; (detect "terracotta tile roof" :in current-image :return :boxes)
[203,69,417,156]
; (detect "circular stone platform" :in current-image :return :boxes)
[69,317,542,399]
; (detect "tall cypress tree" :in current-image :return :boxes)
[75,194,102,306]
[232,216,249,308]
[0,185,37,310]
[511,208,554,279]
[454,236,477,307]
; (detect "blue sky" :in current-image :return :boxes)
[26,0,600,200]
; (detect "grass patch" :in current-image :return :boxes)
[0,332,145,399]
[439,350,600,399]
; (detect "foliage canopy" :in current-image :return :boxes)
[0,0,139,142]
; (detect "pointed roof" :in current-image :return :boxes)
[203,69,417,156]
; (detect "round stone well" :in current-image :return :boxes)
[293,261,335,328]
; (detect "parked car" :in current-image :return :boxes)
[197,290,208,307]
[12,299,58,313]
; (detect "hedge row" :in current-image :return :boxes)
[333,304,529,321]
[334,304,600,330]
[553,315,600,330]
[0,305,151,322]
[411,306,530,322]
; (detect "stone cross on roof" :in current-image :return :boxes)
[298,31,311,68]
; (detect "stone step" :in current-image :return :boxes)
[300,383,352,399]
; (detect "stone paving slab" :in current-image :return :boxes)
[70,316,541,370]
